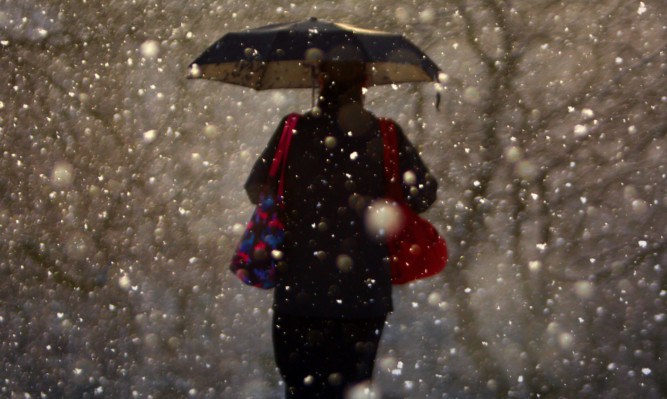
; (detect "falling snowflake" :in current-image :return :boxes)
[637,2,647,15]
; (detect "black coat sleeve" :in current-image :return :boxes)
[394,124,438,214]
[243,116,289,204]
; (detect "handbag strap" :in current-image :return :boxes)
[269,113,300,198]
[379,118,403,201]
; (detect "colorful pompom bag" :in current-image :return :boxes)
[229,114,299,289]
[379,118,448,284]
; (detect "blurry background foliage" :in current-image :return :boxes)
[1,0,665,398]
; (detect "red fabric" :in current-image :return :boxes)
[269,113,300,198]
[379,119,447,284]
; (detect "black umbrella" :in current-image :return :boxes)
[187,17,442,91]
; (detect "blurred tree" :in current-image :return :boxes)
[426,0,667,397]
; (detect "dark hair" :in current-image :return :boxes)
[318,61,367,105]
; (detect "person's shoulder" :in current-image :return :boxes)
[273,112,305,128]
[280,112,303,121]
[374,114,398,124]
[299,110,316,119]
[373,115,404,132]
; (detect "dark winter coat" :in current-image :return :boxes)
[245,103,437,319]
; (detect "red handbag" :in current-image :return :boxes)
[379,119,448,284]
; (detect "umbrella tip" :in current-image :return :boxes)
[187,63,203,79]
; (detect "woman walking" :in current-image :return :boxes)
[244,61,438,398]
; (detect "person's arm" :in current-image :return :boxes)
[243,116,288,204]
[395,124,438,213]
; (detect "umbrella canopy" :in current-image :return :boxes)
[187,17,441,90]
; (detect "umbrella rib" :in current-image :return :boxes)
[348,33,373,78]
[254,32,278,89]
[255,60,268,90]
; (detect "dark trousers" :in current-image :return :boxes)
[272,313,387,399]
